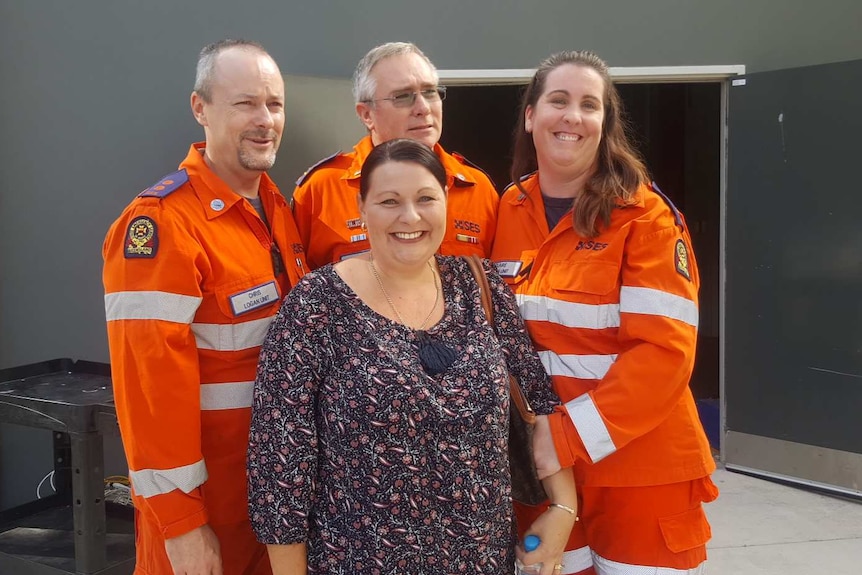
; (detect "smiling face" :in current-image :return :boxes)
[525,63,605,180]
[355,53,443,149]
[191,47,285,182]
[359,160,447,270]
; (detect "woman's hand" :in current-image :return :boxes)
[516,506,578,575]
[533,415,562,480]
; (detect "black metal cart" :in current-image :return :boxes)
[0,359,134,575]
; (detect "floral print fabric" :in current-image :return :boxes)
[248,256,557,574]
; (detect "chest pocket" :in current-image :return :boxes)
[549,261,619,301]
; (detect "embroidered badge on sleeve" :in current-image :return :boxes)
[125,216,158,258]
[675,239,691,281]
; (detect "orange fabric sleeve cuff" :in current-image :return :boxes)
[140,489,209,540]
[550,407,588,467]
[161,506,209,539]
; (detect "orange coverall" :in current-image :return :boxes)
[292,135,499,268]
[492,175,716,573]
[103,143,307,575]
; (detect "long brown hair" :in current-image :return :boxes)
[511,51,648,238]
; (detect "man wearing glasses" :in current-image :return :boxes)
[293,41,498,268]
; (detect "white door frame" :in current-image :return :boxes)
[437,65,745,85]
[438,65,746,463]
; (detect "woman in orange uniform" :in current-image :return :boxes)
[492,51,718,575]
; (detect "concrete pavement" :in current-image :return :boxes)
[705,466,862,574]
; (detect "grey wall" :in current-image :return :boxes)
[2,0,861,507]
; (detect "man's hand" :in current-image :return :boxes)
[165,524,223,575]
[533,415,563,480]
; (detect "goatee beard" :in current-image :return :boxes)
[239,149,277,171]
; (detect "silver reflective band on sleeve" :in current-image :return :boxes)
[105,291,202,324]
[129,459,208,498]
[192,316,274,351]
[592,552,706,574]
[561,546,594,574]
[564,394,616,463]
[619,286,698,327]
[538,351,618,380]
[200,381,253,410]
[517,294,620,329]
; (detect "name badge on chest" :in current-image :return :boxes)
[496,261,523,278]
[229,281,279,316]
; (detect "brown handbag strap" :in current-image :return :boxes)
[464,256,536,423]
[465,255,494,321]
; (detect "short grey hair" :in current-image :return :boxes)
[352,42,438,104]
[193,39,272,102]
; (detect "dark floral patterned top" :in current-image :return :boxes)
[248,256,558,574]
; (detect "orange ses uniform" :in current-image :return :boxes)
[103,144,307,575]
[492,175,716,574]
[293,136,499,268]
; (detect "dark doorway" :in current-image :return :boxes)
[441,82,722,400]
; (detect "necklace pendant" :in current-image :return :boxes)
[416,330,457,375]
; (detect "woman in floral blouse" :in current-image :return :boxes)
[247,138,577,575]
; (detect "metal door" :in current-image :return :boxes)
[725,59,862,496]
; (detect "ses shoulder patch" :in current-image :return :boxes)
[137,169,189,199]
[674,239,691,281]
[125,216,158,258]
[295,151,342,187]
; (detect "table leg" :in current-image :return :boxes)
[70,432,106,574]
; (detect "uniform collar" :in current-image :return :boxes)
[343,136,478,188]
[509,172,646,209]
[506,173,540,206]
[344,136,374,181]
[182,142,279,220]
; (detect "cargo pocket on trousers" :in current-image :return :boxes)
[658,504,712,553]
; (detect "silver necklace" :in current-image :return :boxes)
[369,258,440,330]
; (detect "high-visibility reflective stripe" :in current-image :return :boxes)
[620,286,698,327]
[539,351,618,380]
[105,291,201,324]
[592,552,706,574]
[129,459,208,498]
[517,294,620,330]
[191,316,274,352]
[200,381,253,410]
[565,394,616,463]
[561,546,594,573]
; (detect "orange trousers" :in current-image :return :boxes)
[133,511,271,575]
[516,476,717,574]
[580,476,718,573]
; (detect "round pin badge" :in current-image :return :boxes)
[210,199,225,211]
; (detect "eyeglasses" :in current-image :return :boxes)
[363,86,447,108]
